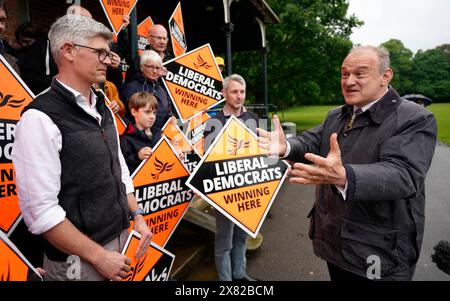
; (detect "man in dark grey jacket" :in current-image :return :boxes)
[258,46,437,280]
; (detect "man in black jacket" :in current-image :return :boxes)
[13,14,151,281]
[258,46,437,281]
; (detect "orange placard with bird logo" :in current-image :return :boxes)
[120,230,174,281]
[0,55,35,235]
[169,2,187,57]
[0,231,42,281]
[129,137,194,247]
[186,116,290,238]
[162,44,224,123]
[161,117,200,174]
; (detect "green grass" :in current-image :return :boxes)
[276,103,450,145]
[428,103,450,145]
[276,105,338,133]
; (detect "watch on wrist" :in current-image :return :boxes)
[130,208,144,220]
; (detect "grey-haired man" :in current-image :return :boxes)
[13,14,151,281]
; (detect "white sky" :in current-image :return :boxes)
[347,0,450,53]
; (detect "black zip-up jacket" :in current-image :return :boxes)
[286,88,437,280]
[120,122,162,174]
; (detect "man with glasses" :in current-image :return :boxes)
[145,24,174,63]
[12,14,152,281]
[125,24,174,84]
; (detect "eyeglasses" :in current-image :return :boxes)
[73,43,113,63]
[150,35,168,42]
[143,64,161,71]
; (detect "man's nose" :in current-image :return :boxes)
[345,74,357,86]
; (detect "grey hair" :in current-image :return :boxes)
[223,74,246,90]
[48,14,112,64]
[349,45,391,73]
[140,50,163,66]
[66,5,92,18]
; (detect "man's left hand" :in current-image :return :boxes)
[288,133,347,187]
[133,215,152,260]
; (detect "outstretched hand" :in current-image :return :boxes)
[288,133,346,186]
[257,115,287,157]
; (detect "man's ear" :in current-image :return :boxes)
[61,43,75,62]
[221,88,226,98]
[381,68,393,86]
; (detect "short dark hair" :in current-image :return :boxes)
[0,0,7,16]
[15,22,43,45]
[128,92,158,112]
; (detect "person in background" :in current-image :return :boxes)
[120,50,172,129]
[215,56,225,74]
[145,24,174,63]
[93,80,126,117]
[12,14,151,281]
[258,46,437,281]
[0,0,20,74]
[120,92,161,174]
[203,74,259,282]
[11,21,45,72]
[125,24,174,84]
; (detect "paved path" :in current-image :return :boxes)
[247,144,450,281]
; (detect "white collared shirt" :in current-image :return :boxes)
[12,80,134,235]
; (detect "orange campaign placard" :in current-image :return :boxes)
[0,55,35,235]
[100,90,127,135]
[169,2,187,58]
[120,230,174,281]
[0,231,42,281]
[186,112,211,156]
[161,118,200,174]
[162,44,224,123]
[186,116,290,238]
[130,137,194,247]
[99,0,138,35]
[137,16,155,56]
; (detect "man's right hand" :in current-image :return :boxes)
[257,114,287,157]
[92,250,131,281]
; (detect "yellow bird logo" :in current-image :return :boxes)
[151,157,175,180]
[193,54,212,70]
[227,135,250,156]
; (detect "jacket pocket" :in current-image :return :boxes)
[307,205,316,240]
[340,218,400,276]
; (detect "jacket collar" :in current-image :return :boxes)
[125,122,161,140]
[51,79,105,111]
[338,87,401,124]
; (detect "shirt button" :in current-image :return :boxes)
[343,133,348,137]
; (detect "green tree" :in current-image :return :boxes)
[232,0,362,109]
[410,47,450,102]
[380,39,414,94]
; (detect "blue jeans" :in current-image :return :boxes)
[214,211,248,281]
